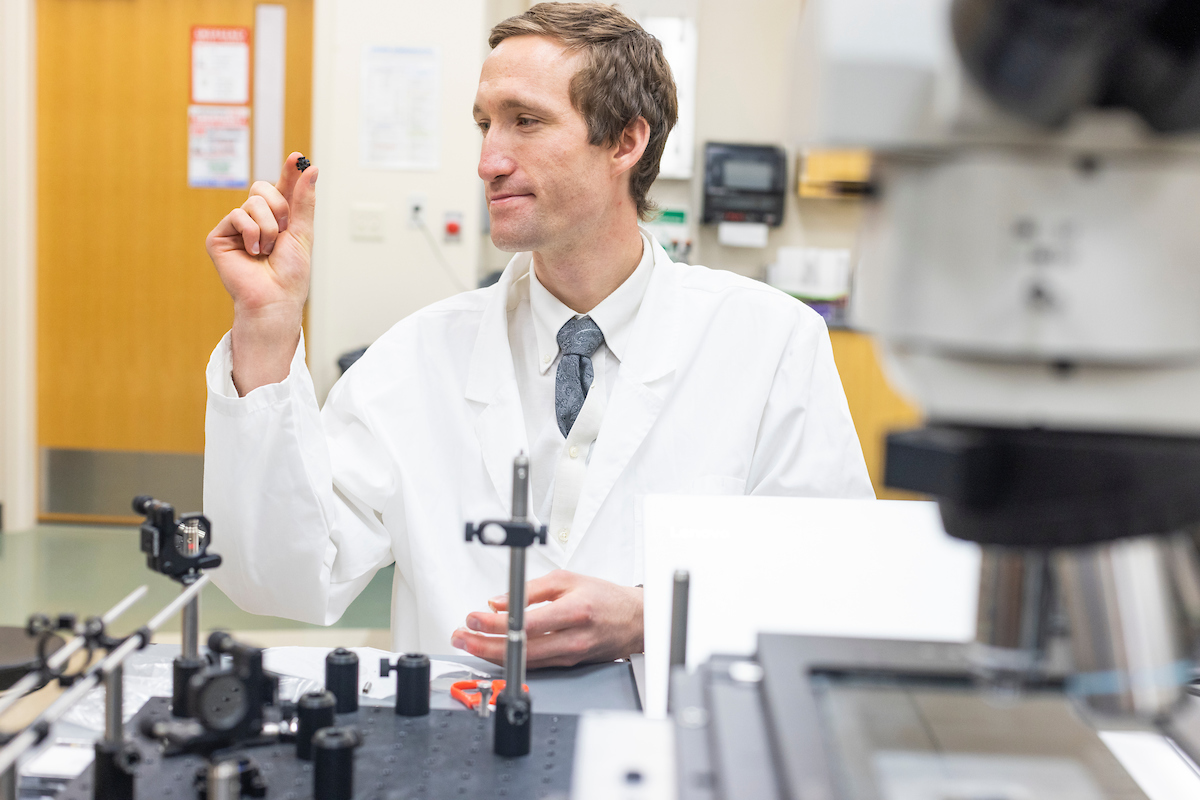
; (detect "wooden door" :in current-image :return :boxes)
[37,0,312,521]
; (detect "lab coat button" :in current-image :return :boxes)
[557,529,569,543]
[569,446,578,458]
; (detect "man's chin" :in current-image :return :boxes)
[489,226,543,254]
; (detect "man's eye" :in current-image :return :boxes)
[516,117,538,127]
[476,121,490,133]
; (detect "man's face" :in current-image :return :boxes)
[474,35,616,253]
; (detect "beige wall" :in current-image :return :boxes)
[481,0,862,280]
[646,0,862,278]
[0,0,37,531]
[307,0,488,399]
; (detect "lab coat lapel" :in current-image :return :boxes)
[569,244,680,547]
[465,255,530,516]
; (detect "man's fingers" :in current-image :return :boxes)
[465,611,508,635]
[243,195,279,256]
[452,626,585,669]
[488,570,575,612]
[249,180,290,232]
[273,152,305,201]
[475,595,594,638]
[513,569,576,608]
[227,207,261,255]
[450,627,505,665]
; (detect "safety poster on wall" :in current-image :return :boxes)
[188,26,252,189]
[191,26,251,104]
[188,105,252,189]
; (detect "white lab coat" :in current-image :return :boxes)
[203,237,874,653]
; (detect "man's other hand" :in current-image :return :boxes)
[453,570,643,669]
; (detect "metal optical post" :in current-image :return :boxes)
[464,453,548,757]
[0,574,211,799]
[134,496,221,718]
[506,456,531,705]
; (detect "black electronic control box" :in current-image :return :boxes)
[702,142,787,226]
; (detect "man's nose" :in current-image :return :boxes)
[478,133,516,183]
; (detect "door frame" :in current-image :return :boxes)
[0,0,37,532]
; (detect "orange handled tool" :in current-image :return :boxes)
[451,679,529,710]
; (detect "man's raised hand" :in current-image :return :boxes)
[205,152,318,395]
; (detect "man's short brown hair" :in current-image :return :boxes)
[489,3,678,221]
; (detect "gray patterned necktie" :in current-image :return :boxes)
[555,316,605,437]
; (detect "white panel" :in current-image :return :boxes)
[823,0,952,67]
[1099,732,1200,800]
[253,4,287,183]
[642,495,981,718]
[642,16,696,180]
[0,0,37,530]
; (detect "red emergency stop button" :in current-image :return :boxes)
[446,220,461,235]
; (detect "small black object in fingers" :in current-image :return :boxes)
[297,156,311,172]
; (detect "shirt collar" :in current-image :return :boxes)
[528,232,654,374]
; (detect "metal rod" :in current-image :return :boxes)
[669,570,690,668]
[144,574,210,633]
[104,665,124,744]
[0,575,210,776]
[511,453,529,521]
[504,455,530,699]
[0,763,15,800]
[504,548,528,698]
[181,580,200,661]
[0,585,148,721]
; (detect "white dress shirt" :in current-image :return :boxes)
[507,234,655,544]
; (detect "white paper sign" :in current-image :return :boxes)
[360,46,441,171]
[188,105,251,189]
[191,27,250,105]
[642,16,697,180]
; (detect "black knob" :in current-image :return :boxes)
[381,653,430,716]
[312,726,362,800]
[325,648,359,714]
[296,691,336,760]
[494,690,532,757]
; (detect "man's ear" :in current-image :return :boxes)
[611,116,650,177]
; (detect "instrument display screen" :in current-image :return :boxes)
[723,160,775,191]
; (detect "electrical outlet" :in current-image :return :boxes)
[408,194,427,229]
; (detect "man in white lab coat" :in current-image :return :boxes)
[202,3,873,667]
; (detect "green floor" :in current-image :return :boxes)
[0,525,393,636]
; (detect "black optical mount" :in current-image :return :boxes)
[134,495,222,719]
[464,454,547,758]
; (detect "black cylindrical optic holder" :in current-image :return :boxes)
[324,648,359,713]
[312,726,361,800]
[296,691,337,760]
[381,653,430,716]
[172,655,205,718]
[92,740,137,800]
[494,689,532,757]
